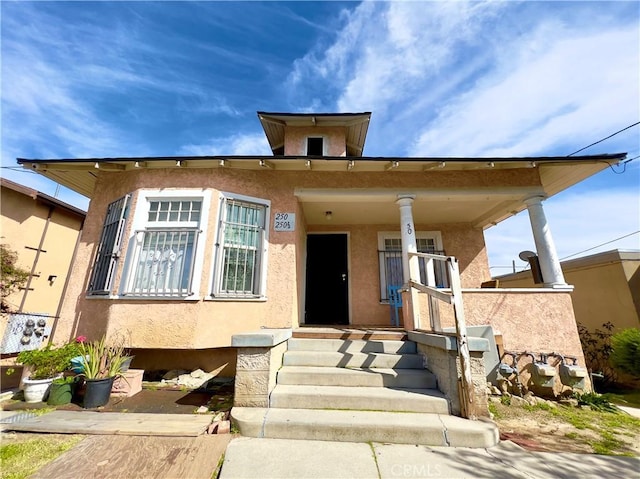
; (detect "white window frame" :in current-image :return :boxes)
[119,189,211,299]
[305,136,326,156]
[209,192,270,300]
[377,231,444,302]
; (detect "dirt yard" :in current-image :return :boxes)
[490,398,640,456]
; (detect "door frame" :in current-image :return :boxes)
[303,231,351,325]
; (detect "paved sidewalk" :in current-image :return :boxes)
[220,437,640,479]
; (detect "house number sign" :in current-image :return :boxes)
[274,213,295,231]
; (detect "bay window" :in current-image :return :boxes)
[122,190,210,298]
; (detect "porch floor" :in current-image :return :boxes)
[293,327,407,341]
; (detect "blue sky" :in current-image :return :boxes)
[2,1,639,272]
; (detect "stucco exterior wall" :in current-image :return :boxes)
[436,291,585,366]
[54,167,541,351]
[306,223,491,326]
[284,126,347,156]
[0,185,84,344]
[129,347,237,377]
[499,254,640,334]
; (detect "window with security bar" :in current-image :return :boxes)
[87,194,131,295]
[213,197,268,297]
[125,199,202,297]
[378,235,448,301]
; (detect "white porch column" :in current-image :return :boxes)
[525,195,567,287]
[396,195,421,329]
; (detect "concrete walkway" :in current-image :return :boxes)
[3,409,639,478]
[220,437,640,479]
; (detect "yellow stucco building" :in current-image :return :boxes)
[1,178,85,354]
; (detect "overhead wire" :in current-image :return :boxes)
[566,121,640,157]
[559,231,640,261]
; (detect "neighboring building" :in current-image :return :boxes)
[0,178,86,353]
[16,112,626,378]
[497,249,640,334]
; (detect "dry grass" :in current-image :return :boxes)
[0,433,84,479]
[490,400,640,456]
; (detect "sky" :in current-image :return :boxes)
[2,0,639,273]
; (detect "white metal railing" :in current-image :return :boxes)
[407,251,476,419]
[124,228,199,298]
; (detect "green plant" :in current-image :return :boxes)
[0,244,30,313]
[577,321,617,385]
[610,328,640,378]
[500,395,511,406]
[573,392,618,413]
[17,342,82,380]
[80,336,130,379]
[1,436,83,479]
[52,375,77,385]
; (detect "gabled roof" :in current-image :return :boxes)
[0,177,86,218]
[257,111,371,157]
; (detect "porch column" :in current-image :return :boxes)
[525,196,567,287]
[396,195,421,329]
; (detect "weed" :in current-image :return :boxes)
[522,402,552,413]
[500,395,511,406]
[574,392,618,413]
[211,452,225,479]
[488,402,501,419]
[564,432,579,440]
[230,421,240,434]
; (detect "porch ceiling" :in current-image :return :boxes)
[295,187,546,228]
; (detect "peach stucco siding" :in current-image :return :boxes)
[499,253,640,334]
[55,166,543,351]
[436,291,584,364]
[284,127,347,156]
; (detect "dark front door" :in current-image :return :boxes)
[305,234,349,325]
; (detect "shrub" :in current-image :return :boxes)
[573,391,618,413]
[0,244,30,313]
[577,322,617,385]
[610,328,640,379]
[17,341,83,380]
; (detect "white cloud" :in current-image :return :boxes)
[286,1,639,268]
[179,133,272,157]
[411,26,640,158]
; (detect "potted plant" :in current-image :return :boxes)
[80,336,130,408]
[47,375,78,405]
[17,341,81,403]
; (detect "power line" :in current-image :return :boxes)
[567,121,640,157]
[559,230,640,261]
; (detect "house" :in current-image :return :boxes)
[497,249,640,334]
[16,112,626,433]
[0,179,85,385]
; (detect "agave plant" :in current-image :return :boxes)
[80,336,130,379]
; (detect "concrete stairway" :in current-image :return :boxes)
[232,336,499,448]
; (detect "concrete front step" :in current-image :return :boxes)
[287,338,417,354]
[231,407,499,448]
[277,366,437,389]
[282,351,424,369]
[292,328,407,341]
[270,384,450,414]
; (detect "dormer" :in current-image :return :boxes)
[258,112,371,157]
